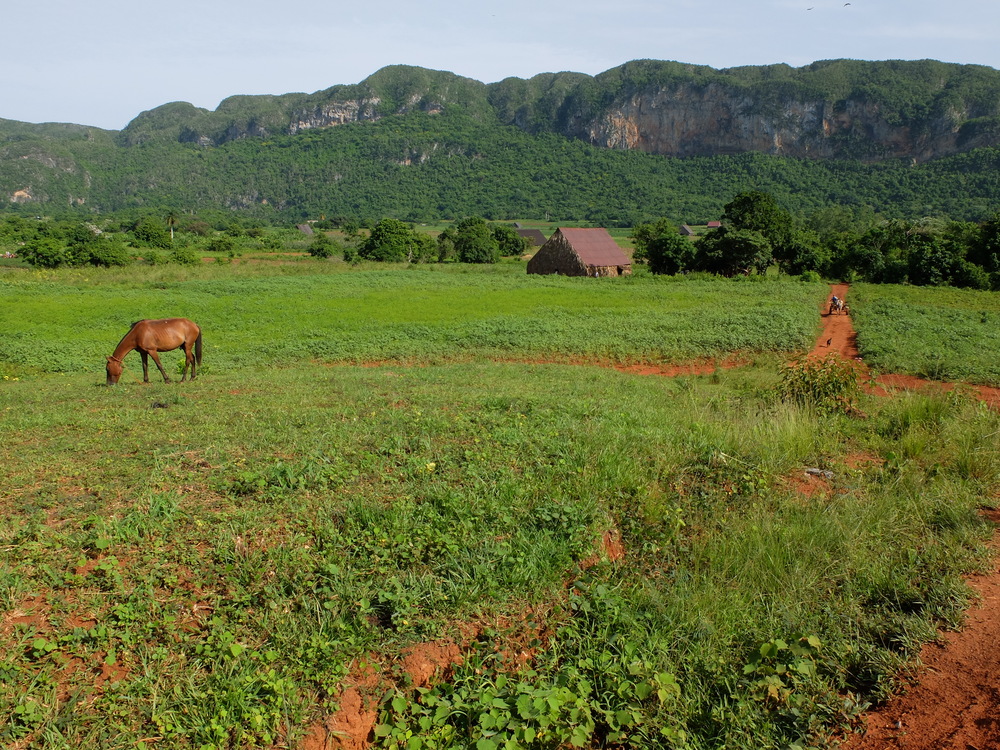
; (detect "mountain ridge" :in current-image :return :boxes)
[3,58,1000,222]
[118,58,1000,161]
[7,58,1000,162]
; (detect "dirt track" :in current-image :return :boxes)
[817,285,1000,750]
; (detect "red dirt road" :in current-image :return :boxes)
[815,286,1000,750]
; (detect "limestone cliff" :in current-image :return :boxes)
[13,59,1000,166]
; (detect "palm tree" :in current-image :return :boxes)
[165,211,178,242]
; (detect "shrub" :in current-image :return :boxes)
[87,238,133,267]
[308,233,339,259]
[18,237,68,268]
[170,246,201,265]
[206,235,236,254]
[132,217,172,249]
[779,355,862,414]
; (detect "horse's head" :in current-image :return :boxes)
[106,356,123,385]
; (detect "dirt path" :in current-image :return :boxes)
[817,285,1000,750]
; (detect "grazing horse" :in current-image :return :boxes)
[106,318,202,385]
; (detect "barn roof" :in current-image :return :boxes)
[516,228,548,246]
[558,228,630,266]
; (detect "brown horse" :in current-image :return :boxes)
[106,318,202,385]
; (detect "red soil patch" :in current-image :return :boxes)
[808,286,1000,749]
[400,640,464,689]
[614,356,746,378]
[837,508,1000,750]
[874,373,1000,409]
[303,642,465,750]
[782,470,832,499]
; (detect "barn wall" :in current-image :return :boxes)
[586,264,632,277]
[527,234,587,276]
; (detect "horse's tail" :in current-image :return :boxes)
[195,330,203,365]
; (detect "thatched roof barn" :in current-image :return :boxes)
[515,228,548,247]
[527,227,632,277]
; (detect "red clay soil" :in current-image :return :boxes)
[813,285,1000,750]
[836,509,1000,750]
[810,283,1000,407]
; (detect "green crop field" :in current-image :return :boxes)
[2,263,999,749]
[850,284,1000,387]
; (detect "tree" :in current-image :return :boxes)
[780,229,829,276]
[693,227,773,277]
[647,233,695,275]
[454,217,500,264]
[721,191,795,269]
[436,227,457,262]
[132,217,172,249]
[630,218,679,264]
[359,218,416,262]
[165,211,179,241]
[492,225,529,257]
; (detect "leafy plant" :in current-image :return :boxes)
[779,355,861,414]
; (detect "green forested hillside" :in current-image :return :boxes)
[3,60,1000,224]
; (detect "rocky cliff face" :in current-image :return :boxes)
[31,60,1000,162]
[564,83,989,162]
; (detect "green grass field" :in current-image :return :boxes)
[2,264,999,749]
[0,264,823,377]
[851,283,1000,386]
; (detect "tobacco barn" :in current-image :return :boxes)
[516,229,549,250]
[526,227,632,277]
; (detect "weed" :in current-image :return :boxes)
[779,355,861,415]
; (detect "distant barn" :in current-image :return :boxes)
[527,228,632,277]
[680,224,695,236]
[706,220,722,229]
[297,224,314,235]
[515,228,548,248]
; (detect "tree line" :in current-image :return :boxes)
[632,191,1000,289]
[5,197,1000,292]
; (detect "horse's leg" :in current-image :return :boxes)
[140,351,151,382]
[148,351,171,383]
[187,343,197,381]
[180,343,192,382]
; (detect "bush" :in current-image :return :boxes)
[799,270,822,283]
[87,238,133,267]
[170,246,201,265]
[18,237,68,268]
[132,217,172,249]
[308,233,339,259]
[779,356,862,415]
[207,235,236,254]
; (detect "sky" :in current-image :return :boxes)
[5,0,1000,131]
